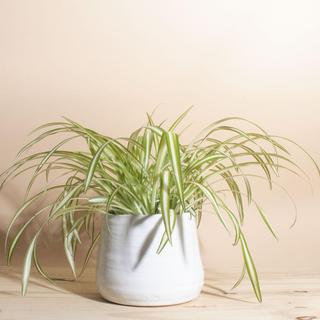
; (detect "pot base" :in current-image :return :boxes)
[99,286,203,307]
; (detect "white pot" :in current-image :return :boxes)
[96,212,204,306]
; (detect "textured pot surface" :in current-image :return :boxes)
[96,213,204,306]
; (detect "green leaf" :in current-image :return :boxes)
[64,232,77,279]
[21,234,38,296]
[157,209,177,254]
[255,203,278,240]
[165,132,185,210]
[231,264,246,290]
[88,196,107,204]
[84,141,111,191]
[160,170,172,244]
[50,184,83,218]
[151,133,167,212]
[239,232,262,302]
[24,136,78,199]
[33,243,55,285]
[7,205,51,263]
[78,233,101,277]
[191,182,229,233]
[168,106,193,131]
[5,185,68,257]
[142,129,153,172]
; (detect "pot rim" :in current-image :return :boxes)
[106,211,194,217]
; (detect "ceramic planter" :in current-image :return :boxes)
[96,212,204,306]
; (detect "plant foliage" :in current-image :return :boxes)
[1,109,319,301]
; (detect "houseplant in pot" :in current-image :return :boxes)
[1,109,318,305]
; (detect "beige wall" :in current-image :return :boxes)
[0,0,320,273]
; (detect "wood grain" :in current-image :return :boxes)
[0,267,319,320]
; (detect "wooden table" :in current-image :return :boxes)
[0,266,319,320]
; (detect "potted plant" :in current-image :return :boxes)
[1,109,318,305]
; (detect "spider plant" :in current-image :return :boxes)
[1,108,318,302]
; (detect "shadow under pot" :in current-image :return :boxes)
[96,212,204,306]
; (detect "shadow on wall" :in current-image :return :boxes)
[0,184,24,266]
[0,182,99,269]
